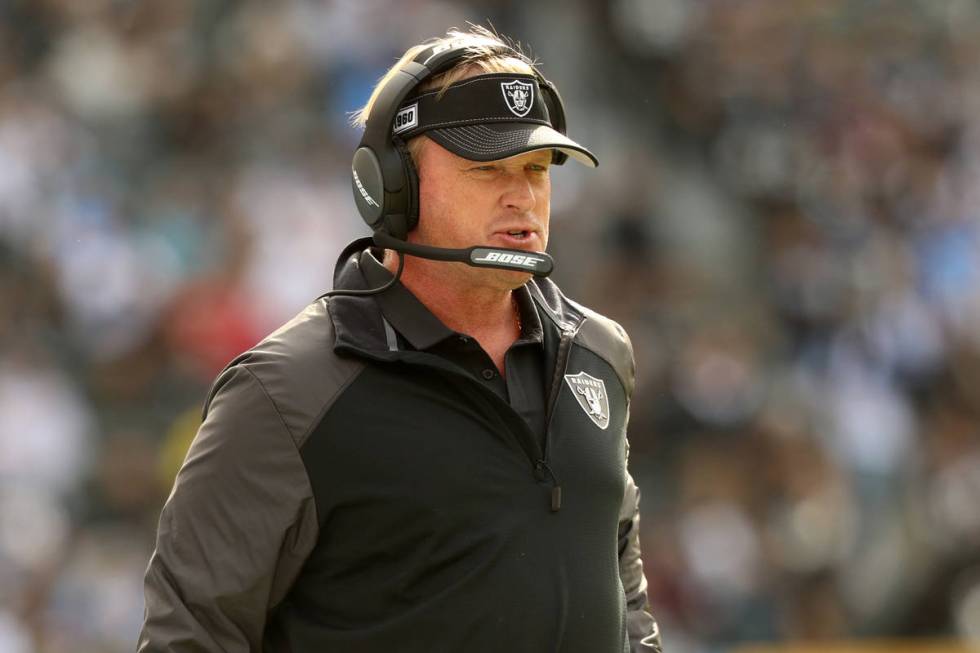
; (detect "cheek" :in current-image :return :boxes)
[416,175,484,242]
[538,179,551,239]
[415,171,454,238]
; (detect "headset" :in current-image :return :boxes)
[337,39,568,297]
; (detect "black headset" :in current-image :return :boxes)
[350,39,569,241]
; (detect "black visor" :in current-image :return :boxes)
[392,73,598,167]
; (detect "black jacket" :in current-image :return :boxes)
[140,241,662,652]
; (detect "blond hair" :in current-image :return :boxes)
[350,26,537,162]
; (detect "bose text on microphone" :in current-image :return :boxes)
[372,231,554,277]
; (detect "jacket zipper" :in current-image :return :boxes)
[539,320,584,512]
[337,318,584,513]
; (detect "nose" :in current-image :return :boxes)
[501,170,536,213]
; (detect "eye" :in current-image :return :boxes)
[471,164,498,172]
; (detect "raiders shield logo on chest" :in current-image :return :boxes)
[564,372,610,430]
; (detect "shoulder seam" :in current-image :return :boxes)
[240,365,297,444]
[574,337,629,399]
[239,354,368,451]
[574,315,635,399]
[296,361,367,449]
[236,364,321,567]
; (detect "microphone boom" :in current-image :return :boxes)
[373,232,553,277]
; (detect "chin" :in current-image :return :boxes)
[457,262,530,290]
[492,268,534,290]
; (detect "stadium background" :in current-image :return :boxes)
[2,0,980,651]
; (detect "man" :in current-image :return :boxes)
[140,26,662,653]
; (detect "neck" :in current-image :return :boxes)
[384,250,522,371]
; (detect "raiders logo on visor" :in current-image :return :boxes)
[501,79,534,117]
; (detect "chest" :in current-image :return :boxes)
[291,345,629,633]
[301,344,628,522]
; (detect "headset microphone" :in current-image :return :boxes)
[372,231,554,277]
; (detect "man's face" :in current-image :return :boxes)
[410,138,552,291]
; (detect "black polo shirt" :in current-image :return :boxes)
[360,248,547,440]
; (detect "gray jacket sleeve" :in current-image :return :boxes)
[138,365,318,652]
[619,464,663,652]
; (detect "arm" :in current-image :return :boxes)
[619,465,663,652]
[139,365,318,652]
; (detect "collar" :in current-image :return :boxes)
[358,245,545,351]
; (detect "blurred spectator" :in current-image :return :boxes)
[4,1,980,651]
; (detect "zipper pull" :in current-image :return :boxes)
[536,460,562,512]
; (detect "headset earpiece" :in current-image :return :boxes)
[352,44,472,237]
[351,146,386,230]
[391,136,419,238]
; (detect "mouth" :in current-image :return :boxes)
[493,228,538,247]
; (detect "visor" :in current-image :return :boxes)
[392,73,598,168]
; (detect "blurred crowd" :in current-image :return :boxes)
[2,0,980,651]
